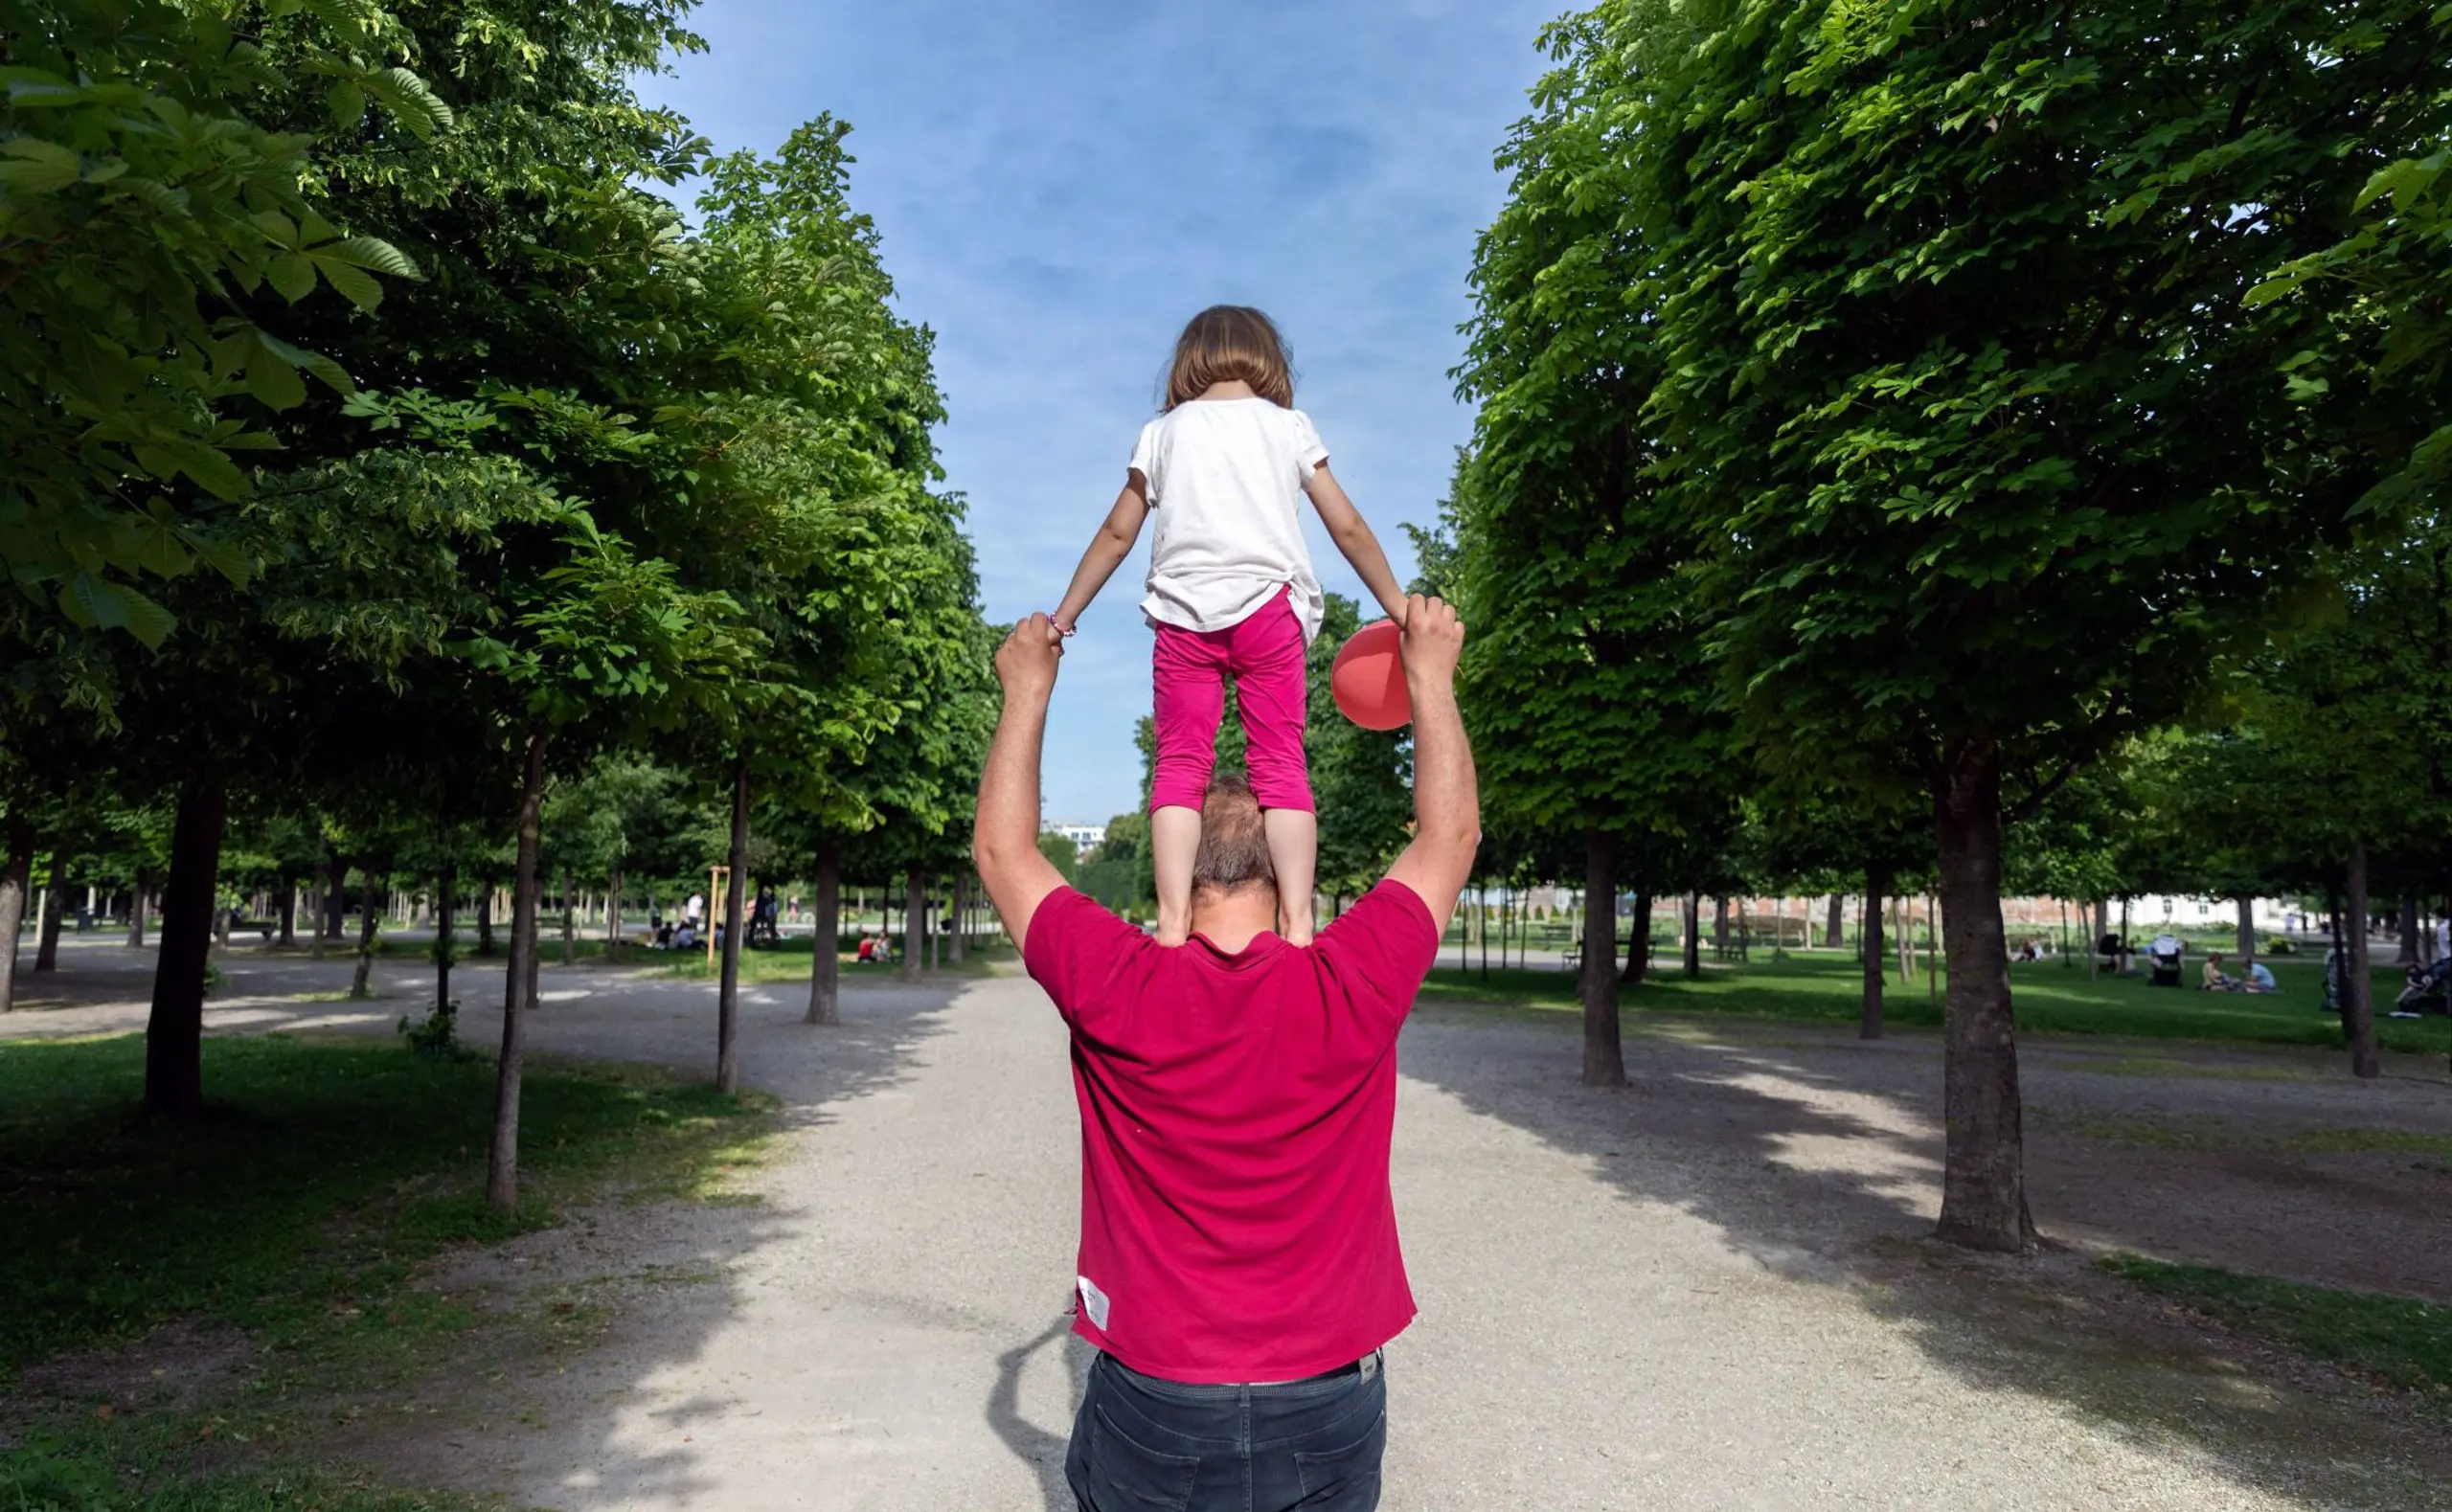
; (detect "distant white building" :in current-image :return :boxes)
[1042,821,1106,856]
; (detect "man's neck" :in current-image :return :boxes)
[1187,889,1280,954]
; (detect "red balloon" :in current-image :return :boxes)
[1330,620,1410,731]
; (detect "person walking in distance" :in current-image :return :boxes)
[973,597,1478,1512]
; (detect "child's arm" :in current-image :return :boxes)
[1050,472,1152,634]
[1305,463,1409,625]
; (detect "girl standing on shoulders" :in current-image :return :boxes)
[1049,305,1410,946]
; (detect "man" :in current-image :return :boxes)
[974,597,1476,1512]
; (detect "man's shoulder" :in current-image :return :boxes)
[1312,881,1439,969]
[1025,888,1152,977]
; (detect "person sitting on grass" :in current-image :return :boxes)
[2243,959,2278,993]
[2202,953,2236,991]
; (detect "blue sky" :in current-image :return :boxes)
[643,0,1565,824]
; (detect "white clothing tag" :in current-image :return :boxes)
[1076,1275,1112,1331]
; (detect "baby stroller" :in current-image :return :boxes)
[2146,934,2184,988]
[2394,955,2452,1018]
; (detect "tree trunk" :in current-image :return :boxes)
[1622,891,1651,985]
[350,864,381,999]
[716,748,751,1095]
[1712,895,1728,953]
[2344,843,2380,1080]
[607,868,624,950]
[901,863,924,982]
[307,867,327,961]
[1861,866,1888,1041]
[487,726,550,1212]
[477,880,495,958]
[2236,895,2256,973]
[324,862,347,941]
[1578,828,1626,1088]
[125,869,149,951]
[559,866,575,965]
[434,859,457,1015]
[1823,892,1843,948]
[806,840,843,1027]
[144,779,227,1118]
[1930,736,2035,1253]
[950,871,968,964]
[2395,894,2418,965]
[1682,892,1701,979]
[0,826,33,1012]
[34,863,65,971]
[276,876,297,949]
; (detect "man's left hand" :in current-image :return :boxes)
[997,613,1063,702]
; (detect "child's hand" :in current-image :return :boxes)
[1044,618,1071,647]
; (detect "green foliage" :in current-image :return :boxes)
[0,0,430,643]
[1451,49,1733,870]
[1035,828,1079,882]
[1642,0,2451,797]
[394,1000,468,1058]
[2102,1255,2452,1395]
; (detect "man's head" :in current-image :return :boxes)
[1192,774,1277,904]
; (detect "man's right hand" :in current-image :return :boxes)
[997,613,1063,703]
[1399,594,1464,688]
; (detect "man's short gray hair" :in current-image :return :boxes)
[1192,774,1276,895]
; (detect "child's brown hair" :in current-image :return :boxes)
[1164,305,1294,411]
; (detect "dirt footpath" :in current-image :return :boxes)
[7,940,2449,1509]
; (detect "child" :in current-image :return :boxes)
[1050,305,1410,947]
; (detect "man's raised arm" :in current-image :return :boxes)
[1382,595,1478,933]
[973,614,1069,958]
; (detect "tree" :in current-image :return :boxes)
[1453,27,1733,1087]
[0,0,438,655]
[1036,830,1079,882]
[1638,0,2452,1250]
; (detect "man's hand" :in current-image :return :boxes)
[998,613,1063,703]
[1399,594,1463,688]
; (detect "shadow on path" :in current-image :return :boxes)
[988,1315,1090,1512]
[1397,1004,2452,1508]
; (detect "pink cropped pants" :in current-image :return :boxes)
[1148,587,1314,815]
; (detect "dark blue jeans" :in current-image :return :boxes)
[1066,1350,1386,1512]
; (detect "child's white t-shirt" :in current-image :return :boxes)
[1128,396,1328,644]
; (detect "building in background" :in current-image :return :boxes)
[1041,822,1106,858]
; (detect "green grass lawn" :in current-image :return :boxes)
[0,1034,774,1373]
[2102,1255,2452,1396]
[1420,948,2452,1055]
[0,1032,774,1512]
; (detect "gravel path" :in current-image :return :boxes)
[8,939,2447,1508]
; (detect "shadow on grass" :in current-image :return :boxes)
[1421,950,2452,1057]
[1396,1002,2452,1507]
[0,964,971,1512]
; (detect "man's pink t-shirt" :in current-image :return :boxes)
[1023,880,1441,1384]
